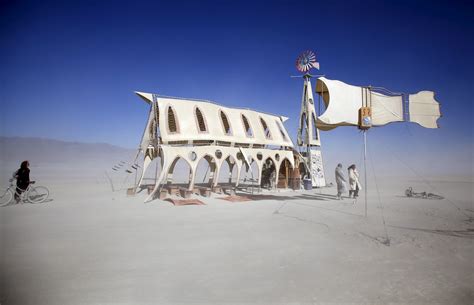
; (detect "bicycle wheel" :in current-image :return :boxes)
[27,186,49,204]
[0,189,13,207]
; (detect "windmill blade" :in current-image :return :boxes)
[296,50,319,73]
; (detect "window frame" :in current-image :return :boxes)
[312,113,319,141]
[194,106,209,134]
[259,116,272,140]
[219,109,233,136]
[241,114,254,138]
[166,105,180,134]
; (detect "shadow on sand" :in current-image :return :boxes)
[29,198,54,204]
[389,225,474,239]
[218,191,366,218]
[228,191,341,202]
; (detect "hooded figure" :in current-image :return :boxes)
[335,163,346,200]
[348,164,362,198]
[14,160,30,201]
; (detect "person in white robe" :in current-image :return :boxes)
[335,163,346,200]
[348,164,362,198]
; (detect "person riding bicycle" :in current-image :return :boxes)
[13,160,30,202]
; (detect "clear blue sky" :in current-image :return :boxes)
[1,0,473,174]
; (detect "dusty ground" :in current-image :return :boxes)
[0,164,473,305]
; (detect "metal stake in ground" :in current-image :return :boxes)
[363,130,368,218]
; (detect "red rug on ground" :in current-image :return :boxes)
[219,195,253,202]
[165,198,206,206]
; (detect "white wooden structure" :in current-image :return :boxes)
[297,75,326,187]
[135,92,295,202]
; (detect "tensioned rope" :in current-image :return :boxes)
[386,143,470,220]
[367,133,391,245]
[370,86,403,96]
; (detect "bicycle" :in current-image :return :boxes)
[0,179,50,206]
[405,186,444,200]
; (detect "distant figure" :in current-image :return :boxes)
[348,164,362,199]
[261,159,276,189]
[270,169,276,190]
[14,160,30,201]
[335,163,346,200]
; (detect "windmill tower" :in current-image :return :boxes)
[295,51,326,187]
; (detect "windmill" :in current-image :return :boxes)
[293,50,326,188]
[313,75,441,218]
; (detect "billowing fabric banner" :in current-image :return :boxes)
[315,77,440,130]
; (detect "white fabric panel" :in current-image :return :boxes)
[371,92,403,126]
[409,91,441,129]
[316,77,404,129]
[136,92,293,147]
[316,77,361,130]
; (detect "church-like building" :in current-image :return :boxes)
[135,92,297,202]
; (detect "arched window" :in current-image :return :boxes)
[220,110,232,135]
[241,114,253,137]
[312,113,318,140]
[301,113,308,141]
[260,117,272,139]
[194,107,208,133]
[167,106,178,133]
[276,120,288,141]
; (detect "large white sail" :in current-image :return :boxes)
[315,77,440,130]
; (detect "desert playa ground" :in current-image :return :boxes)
[0,162,472,305]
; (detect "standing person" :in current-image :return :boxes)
[14,160,30,202]
[348,164,362,199]
[270,169,276,190]
[335,163,346,200]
